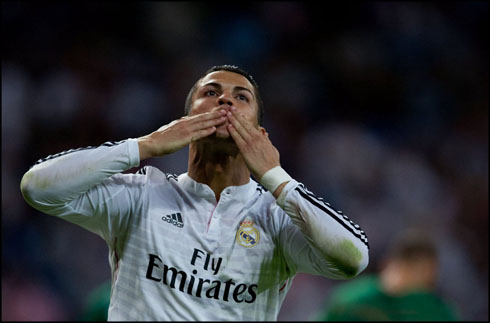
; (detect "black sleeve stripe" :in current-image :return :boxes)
[295,186,369,249]
[298,184,363,234]
[31,140,127,169]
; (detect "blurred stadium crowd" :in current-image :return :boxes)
[2,2,488,321]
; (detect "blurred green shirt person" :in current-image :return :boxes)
[317,275,457,321]
[81,280,111,321]
[315,229,459,321]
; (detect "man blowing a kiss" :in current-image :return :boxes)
[21,65,369,320]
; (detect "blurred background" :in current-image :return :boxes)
[2,1,488,321]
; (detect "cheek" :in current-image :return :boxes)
[189,98,211,116]
[246,103,260,125]
[243,106,260,125]
[238,111,259,128]
[247,113,258,125]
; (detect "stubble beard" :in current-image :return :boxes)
[197,130,240,157]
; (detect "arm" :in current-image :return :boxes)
[274,179,369,278]
[227,107,369,278]
[137,109,227,161]
[20,110,227,237]
[20,139,142,240]
[21,139,141,210]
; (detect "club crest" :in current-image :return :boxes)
[236,218,260,248]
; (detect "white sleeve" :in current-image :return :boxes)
[20,139,143,243]
[274,179,369,279]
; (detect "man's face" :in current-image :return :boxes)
[189,71,259,139]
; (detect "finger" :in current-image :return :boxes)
[190,126,217,142]
[230,107,256,132]
[227,123,248,148]
[226,110,252,142]
[191,115,226,131]
[189,109,227,124]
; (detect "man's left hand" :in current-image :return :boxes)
[226,107,280,181]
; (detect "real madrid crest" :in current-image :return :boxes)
[236,218,260,248]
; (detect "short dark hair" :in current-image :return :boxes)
[387,230,437,262]
[184,65,264,125]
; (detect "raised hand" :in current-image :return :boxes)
[138,109,227,160]
[226,106,280,181]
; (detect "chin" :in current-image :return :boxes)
[215,126,231,139]
[199,130,237,152]
[206,133,233,143]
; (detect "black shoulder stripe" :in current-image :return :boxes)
[31,140,127,169]
[256,183,266,195]
[295,186,369,249]
[100,140,126,147]
[165,173,179,181]
[136,167,148,175]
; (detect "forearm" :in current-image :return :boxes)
[21,139,140,211]
[136,110,228,162]
[277,178,369,278]
[137,135,154,161]
[259,166,291,199]
[272,182,287,199]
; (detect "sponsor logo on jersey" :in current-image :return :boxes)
[162,213,184,228]
[146,249,258,304]
[236,218,260,248]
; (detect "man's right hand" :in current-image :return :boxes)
[137,109,227,161]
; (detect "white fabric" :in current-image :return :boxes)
[21,138,369,321]
[259,166,293,194]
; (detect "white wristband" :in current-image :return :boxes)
[259,166,292,193]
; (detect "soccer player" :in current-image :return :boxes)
[20,65,369,320]
[313,229,458,321]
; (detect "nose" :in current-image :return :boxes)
[218,92,233,107]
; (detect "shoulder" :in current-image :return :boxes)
[251,181,287,231]
[108,165,179,187]
[135,165,177,180]
[253,181,277,208]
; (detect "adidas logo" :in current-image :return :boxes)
[162,213,184,228]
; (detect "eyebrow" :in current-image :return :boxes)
[201,82,255,98]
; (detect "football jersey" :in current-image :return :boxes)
[21,138,369,321]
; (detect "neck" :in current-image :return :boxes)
[187,139,250,202]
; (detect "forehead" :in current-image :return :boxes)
[198,70,254,90]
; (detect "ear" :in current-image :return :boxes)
[259,126,268,137]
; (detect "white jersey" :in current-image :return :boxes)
[21,139,369,321]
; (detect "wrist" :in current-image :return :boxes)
[259,166,292,195]
[137,136,155,161]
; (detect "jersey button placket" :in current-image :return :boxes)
[207,203,220,236]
